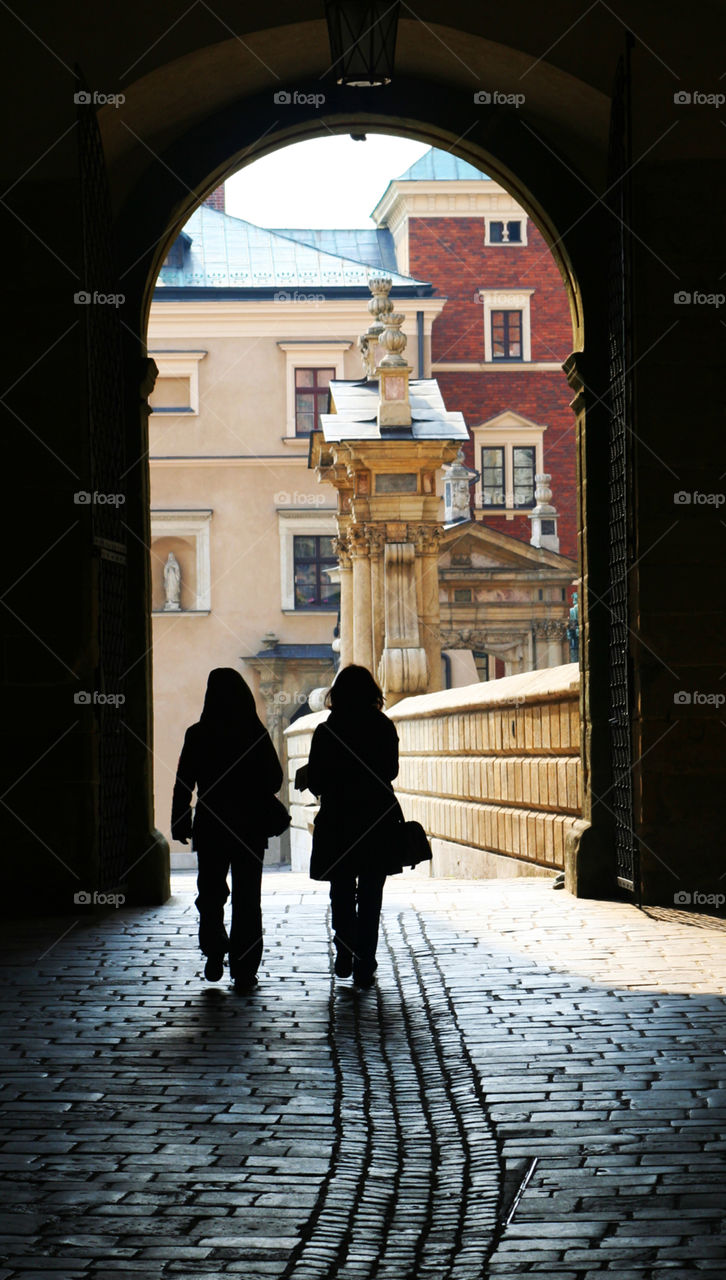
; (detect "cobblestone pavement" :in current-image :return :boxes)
[1,872,726,1280]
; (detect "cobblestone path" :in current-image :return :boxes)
[1,873,726,1279]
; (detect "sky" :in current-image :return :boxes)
[225,134,431,228]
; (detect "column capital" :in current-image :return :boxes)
[411,523,443,555]
[332,533,352,570]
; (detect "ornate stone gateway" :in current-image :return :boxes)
[309,278,468,704]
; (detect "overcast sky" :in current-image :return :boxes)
[225,133,431,229]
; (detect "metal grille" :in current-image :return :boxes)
[78,93,129,891]
[606,45,638,896]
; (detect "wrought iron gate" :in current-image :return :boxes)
[606,41,639,896]
[78,92,129,891]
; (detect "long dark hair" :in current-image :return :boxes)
[198,667,261,739]
[326,664,384,715]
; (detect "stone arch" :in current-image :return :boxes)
[111,76,613,902]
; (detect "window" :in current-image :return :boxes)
[491,310,523,360]
[512,445,536,507]
[293,535,340,610]
[485,215,528,247]
[472,414,546,514]
[488,219,522,244]
[295,367,334,435]
[478,290,533,363]
[481,447,505,507]
[453,588,472,603]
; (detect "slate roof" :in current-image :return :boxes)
[269,228,398,273]
[156,207,429,293]
[318,379,468,443]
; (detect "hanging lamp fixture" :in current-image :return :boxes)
[324,0,401,86]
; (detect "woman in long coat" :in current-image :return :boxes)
[171,667,283,991]
[306,664,401,988]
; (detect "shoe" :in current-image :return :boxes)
[334,944,354,979]
[204,955,224,982]
[233,974,258,994]
[353,970,375,989]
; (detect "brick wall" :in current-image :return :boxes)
[203,185,225,212]
[407,216,577,559]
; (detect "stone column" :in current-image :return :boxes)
[534,620,568,669]
[333,534,354,668]
[349,526,374,672]
[414,524,444,693]
[367,524,387,680]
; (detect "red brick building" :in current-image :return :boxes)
[372,149,576,560]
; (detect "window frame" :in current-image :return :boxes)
[478,289,534,363]
[471,411,546,518]
[292,533,340,611]
[490,309,524,362]
[293,366,335,437]
[278,342,351,441]
[277,508,339,613]
[485,216,527,246]
[480,445,506,508]
[148,350,207,416]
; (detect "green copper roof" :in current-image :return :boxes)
[394,149,490,182]
[157,208,429,291]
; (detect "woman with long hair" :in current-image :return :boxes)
[171,667,283,991]
[306,664,400,988]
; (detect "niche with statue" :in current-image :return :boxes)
[151,538,197,613]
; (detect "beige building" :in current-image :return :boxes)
[148,164,575,857]
[148,210,446,854]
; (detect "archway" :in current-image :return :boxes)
[108,80,615,905]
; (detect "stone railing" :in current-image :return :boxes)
[284,664,581,879]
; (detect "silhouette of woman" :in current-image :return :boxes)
[171,667,283,990]
[306,665,400,988]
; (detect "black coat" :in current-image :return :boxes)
[307,708,401,880]
[171,721,283,853]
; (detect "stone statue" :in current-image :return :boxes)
[163,551,181,611]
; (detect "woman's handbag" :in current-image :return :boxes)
[264,794,291,837]
[386,815,433,875]
[402,820,433,869]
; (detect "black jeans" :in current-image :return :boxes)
[195,846,264,979]
[329,871,387,978]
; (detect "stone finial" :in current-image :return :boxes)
[529,472,560,553]
[359,276,394,378]
[379,312,408,367]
